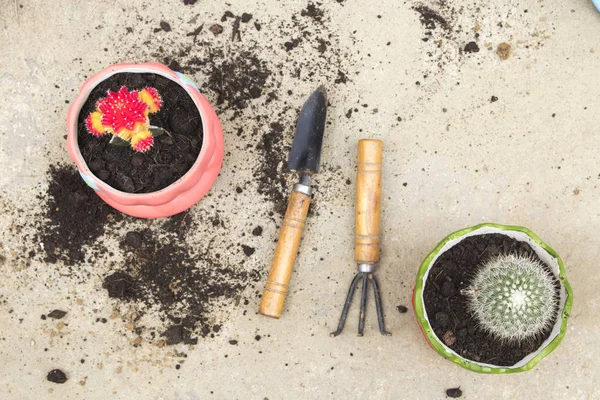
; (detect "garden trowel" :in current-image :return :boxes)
[258,86,327,319]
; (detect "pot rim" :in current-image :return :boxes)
[66,62,211,198]
[413,222,573,374]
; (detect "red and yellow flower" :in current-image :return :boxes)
[85,86,163,152]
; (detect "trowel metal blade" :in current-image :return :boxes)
[288,86,328,173]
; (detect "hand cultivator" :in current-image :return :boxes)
[331,139,390,337]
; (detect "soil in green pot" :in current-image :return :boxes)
[77,72,203,193]
[423,233,561,366]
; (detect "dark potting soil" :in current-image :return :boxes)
[46,369,67,384]
[28,164,259,345]
[77,72,203,194]
[47,309,67,320]
[423,233,560,366]
[103,228,261,345]
[34,164,124,265]
[412,5,450,32]
[446,387,463,398]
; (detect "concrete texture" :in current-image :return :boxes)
[1,0,599,399]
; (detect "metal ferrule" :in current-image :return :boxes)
[293,183,312,196]
[357,263,378,273]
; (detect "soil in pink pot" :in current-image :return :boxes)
[77,72,203,193]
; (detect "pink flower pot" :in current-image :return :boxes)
[66,62,224,219]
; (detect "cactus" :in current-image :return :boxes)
[462,254,558,342]
[85,86,164,152]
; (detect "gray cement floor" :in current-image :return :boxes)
[1,0,599,399]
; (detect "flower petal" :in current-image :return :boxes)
[131,130,154,153]
[86,112,106,136]
[139,87,162,114]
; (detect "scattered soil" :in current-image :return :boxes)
[411,2,548,84]
[256,122,289,215]
[203,50,271,113]
[221,11,235,22]
[497,42,511,60]
[284,38,301,52]
[47,310,67,319]
[411,1,488,81]
[28,163,258,345]
[34,164,122,265]
[241,245,256,256]
[463,41,479,54]
[446,387,463,398]
[411,1,464,77]
[47,369,67,384]
[209,24,223,35]
[413,5,450,32]
[103,271,137,299]
[335,70,348,84]
[301,2,325,24]
[77,72,203,194]
[186,25,204,41]
[232,16,242,41]
[396,305,408,313]
[160,21,172,32]
[103,228,261,345]
[423,234,560,366]
[160,211,197,239]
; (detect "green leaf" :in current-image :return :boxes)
[149,126,169,138]
[109,135,130,147]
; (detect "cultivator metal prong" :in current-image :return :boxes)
[371,273,391,335]
[358,272,369,336]
[331,268,390,337]
[330,272,362,337]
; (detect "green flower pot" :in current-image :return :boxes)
[412,223,573,374]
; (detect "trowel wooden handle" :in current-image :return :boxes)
[355,139,382,265]
[259,189,311,319]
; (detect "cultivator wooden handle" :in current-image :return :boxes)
[355,139,382,265]
[259,189,311,319]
